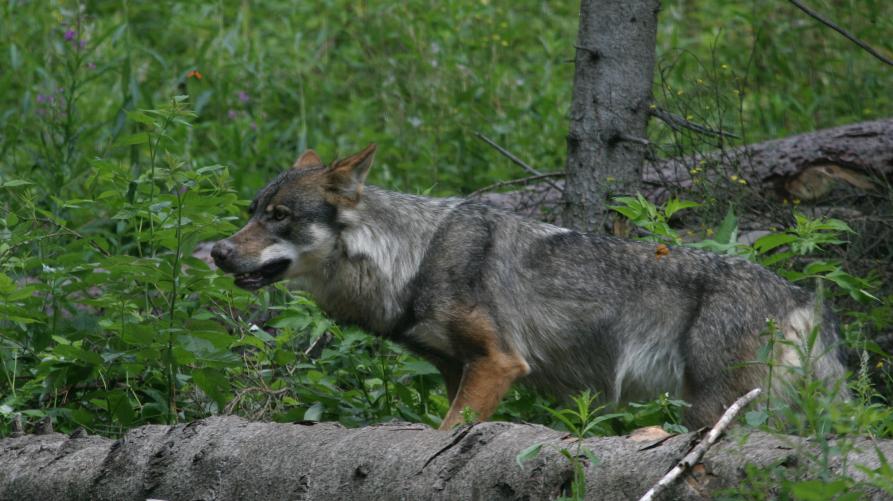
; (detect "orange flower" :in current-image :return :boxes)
[187,70,203,80]
[655,244,670,260]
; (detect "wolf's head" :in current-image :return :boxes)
[211,144,376,290]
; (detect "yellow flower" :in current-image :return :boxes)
[738,179,747,185]
[730,175,739,181]
[706,228,714,236]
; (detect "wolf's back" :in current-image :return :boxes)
[418,202,849,426]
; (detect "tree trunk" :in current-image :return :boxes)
[562,0,660,232]
[2,416,892,500]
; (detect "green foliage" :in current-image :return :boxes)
[611,195,893,498]
[611,196,880,304]
[517,391,605,501]
[609,194,699,244]
[1,1,892,495]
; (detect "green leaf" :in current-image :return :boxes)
[580,446,600,466]
[790,479,849,500]
[714,206,738,245]
[745,410,768,427]
[126,110,156,126]
[664,199,700,218]
[516,443,543,468]
[304,402,324,421]
[114,132,149,147]
[611,206,641,222]
[107,391,136,426]
[0,179,33,188]
[52,344,103,366]
[753,233,797,254]
[192,368,232,408]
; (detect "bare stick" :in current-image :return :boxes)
[618,133,651,146]
[475,132,564,193]
[789,0,893,67]
[638,388,762,501]
[468,173,565,198]
[650,107,740,139]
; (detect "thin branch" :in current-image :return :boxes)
[789,0,893,67]
[650,107,740,139]
[467,173,565,198]
[618,134,651,146]
[475,132,564,193]
[639,388,763,501]
[574,45,599,57]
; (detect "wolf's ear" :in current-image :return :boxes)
[325,144,377,205]
[293,149,322,169]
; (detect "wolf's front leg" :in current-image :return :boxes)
[439,351,529,430]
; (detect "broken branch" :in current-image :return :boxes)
[639,388,763,501]
[475,132,564,193]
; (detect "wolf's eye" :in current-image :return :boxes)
[272,206,290,221]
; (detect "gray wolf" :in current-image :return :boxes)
[211,144,848,429]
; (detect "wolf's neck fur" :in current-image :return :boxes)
[301,186,459,334]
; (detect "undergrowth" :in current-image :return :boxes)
[1,2,892,498]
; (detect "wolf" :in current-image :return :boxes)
[211,144,849,430]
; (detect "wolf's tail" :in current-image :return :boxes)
[778,304,850,399]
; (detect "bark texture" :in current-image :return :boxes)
[643,117,893,202]
[482,118,893,224]
[562,0,660,232]
[2,416,892,500]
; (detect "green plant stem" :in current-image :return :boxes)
[165,186,185,424]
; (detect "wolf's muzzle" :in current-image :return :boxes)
[211,240,236,271]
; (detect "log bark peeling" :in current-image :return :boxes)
[2,416,893,500]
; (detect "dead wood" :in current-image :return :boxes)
[476,117,893,225]
[3,415,893,500]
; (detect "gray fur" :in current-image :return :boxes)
[214,172,849,428]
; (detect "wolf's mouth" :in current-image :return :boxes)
[234,258,292,290]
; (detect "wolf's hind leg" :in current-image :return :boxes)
[439,352,529,430]
[431,358,463,404]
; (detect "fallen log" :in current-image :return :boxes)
[477,117,893,223]
[2,416,892,500]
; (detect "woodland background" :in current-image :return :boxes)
[0,1,892,498]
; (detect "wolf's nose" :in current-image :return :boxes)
[211,240,234,265]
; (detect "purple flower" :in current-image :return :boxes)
[86,62,96,70]
[64,29,76,41]
[250,122,257,131]
[36,94,47,104]
[227,109,238,120]
[237,91,250,103]
[79,39,87,49]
